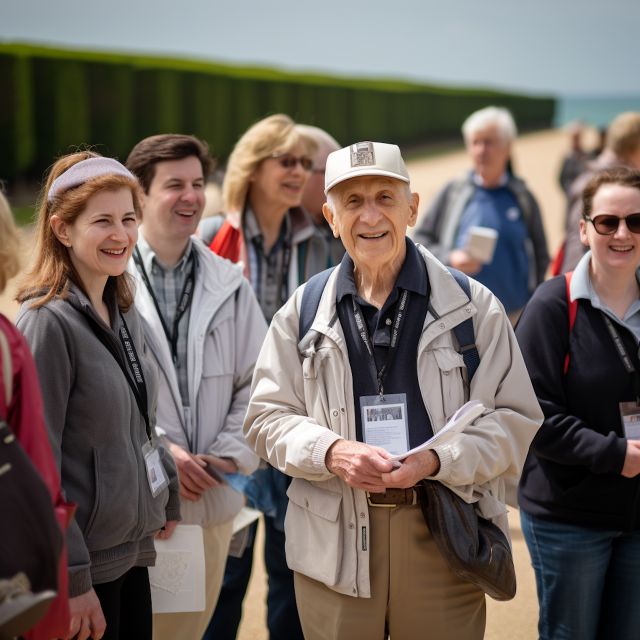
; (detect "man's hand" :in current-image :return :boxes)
[622,440,640,478]
[449,249,482,275]
[65,588,106,640]
[381,449,440,489]
[325,440,394,492]
[156,519,179,540]
[167,442,218,501]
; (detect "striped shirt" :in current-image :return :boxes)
[244,207,293,323]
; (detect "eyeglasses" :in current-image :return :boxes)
[585,213,640,235]
[270,153,314,172]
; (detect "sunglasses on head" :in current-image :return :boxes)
[585,213,640,235]
[270,153,314,172]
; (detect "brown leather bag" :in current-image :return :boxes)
[417,479,516,601]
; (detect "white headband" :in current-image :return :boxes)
[47,157,135,203]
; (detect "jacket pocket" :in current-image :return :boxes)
[431,347,467,420]
[83,445,140,550]
[285,479,344,586]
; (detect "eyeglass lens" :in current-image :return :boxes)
[592,213,640,234]
[275,154,313,171]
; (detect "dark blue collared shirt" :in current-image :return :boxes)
[336,238,433,447]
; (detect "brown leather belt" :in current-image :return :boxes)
[367,487,418,507]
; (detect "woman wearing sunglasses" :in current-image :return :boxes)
[202,113,331,323]
[515,166,640,640]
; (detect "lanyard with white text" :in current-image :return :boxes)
[85,310,152,441]
[133,246,196,364]
[602,313,640,402]
[351,289,410,397]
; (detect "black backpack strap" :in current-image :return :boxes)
[447,268,480,383]
[299,267,336,340]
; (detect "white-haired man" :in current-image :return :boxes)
[244,141,542,639]
[299,124,345,266]
[414,106,548,321]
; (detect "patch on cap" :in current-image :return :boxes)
[350,142,375,167]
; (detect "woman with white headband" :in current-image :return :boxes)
[16,151,180,640]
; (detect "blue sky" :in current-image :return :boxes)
[2,0,640,96]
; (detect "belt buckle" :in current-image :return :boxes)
[367,488,417,507]
[366,492,397,508]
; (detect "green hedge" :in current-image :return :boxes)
[0,43,555,182]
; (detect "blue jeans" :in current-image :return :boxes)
[202,514,303,640]
[521,510,640,640]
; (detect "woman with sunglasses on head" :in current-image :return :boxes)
[15,151,180,640]
[515,166,640,640]
[201,114,334,640]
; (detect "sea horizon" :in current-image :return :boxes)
[554,94,640,128]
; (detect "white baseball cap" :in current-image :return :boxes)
[324,141,410,194]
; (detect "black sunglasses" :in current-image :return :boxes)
[270,153,314,172]
[585,213,640,235]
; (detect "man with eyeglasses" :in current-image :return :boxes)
[299,124,346,266]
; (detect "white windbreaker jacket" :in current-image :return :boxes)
[244,244,542,598]
[132,235,266,527]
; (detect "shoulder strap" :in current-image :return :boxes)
[447,268,480,383]
[0,327,12,409]
[299,267,336,340]
[297,239,309,285]
[563,271,577,374]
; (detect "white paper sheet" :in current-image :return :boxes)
[149,524,205,613]
[388,399,485,464]
[232,506,262,535]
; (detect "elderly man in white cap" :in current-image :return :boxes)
[244,141,542,639]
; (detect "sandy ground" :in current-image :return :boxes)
[0,126,588,639]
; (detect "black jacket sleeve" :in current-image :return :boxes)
[515,277,627,474]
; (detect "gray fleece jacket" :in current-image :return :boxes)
[16,283,180,597]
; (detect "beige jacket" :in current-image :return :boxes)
[244,245,542,598]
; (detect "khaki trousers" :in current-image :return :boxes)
[295,503,486,640]
[152,519,234,640]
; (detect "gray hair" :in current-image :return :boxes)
[296,125,340,168]
[462,106,517,144]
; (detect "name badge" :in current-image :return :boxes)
[620,401,640,439]
[360,393,409,455]
[143,441,170,498]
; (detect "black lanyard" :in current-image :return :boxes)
[85,311,152,440]
[602,313,640,402]
[352,289,410,397]
[133,246,195,364]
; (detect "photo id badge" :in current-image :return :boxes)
[620,401,640,439]
[360,393,409,456]
[143,441,169,498]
